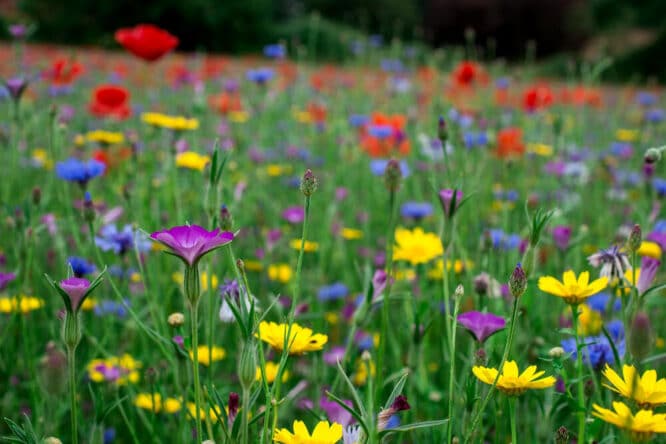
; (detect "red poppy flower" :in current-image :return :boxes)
[45,59,84,86]
[523,84,554,112]
[496,127,525,158]
[114,24,179,62]
[90,85,131,120]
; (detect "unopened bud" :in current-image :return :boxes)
[236,259,245,275]
[44,438,63,444]
[644,147,662,164]
[629,311,653,361]
[83,192,95,224]
[167,312,185,327]
[145,367,157,384]
[238,342,257,391]
[437,116,447,143]
[300,169,318,196]
[454,284,464,299]
[509,263,527,298]
[32,187,41,206]
[627,224,642,253]
[474,348,487,366]
[384,159,402,193]
[220,204,233,231]
[548,346,565,359]
[554,426,569,444]
[473,273,489,295]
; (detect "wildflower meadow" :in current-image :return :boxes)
[3,22,666,444]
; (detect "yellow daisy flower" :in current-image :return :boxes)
[593,401,666,442]
[189,345,226,366]
[537,270,608,305]
[472,360,556,396]
[340,228,363,240]
[134,393,182,414]
[175,151,210,172]
[229,111,250,123]
[0,296,45,314]
[289,239,319,253]
[86,130,124,145]
[268,263,292,283]
[615,129,639,143]
[274,420,343,444]
[602,365,666,409]
[393,227,443,265]
[256,361,289,384]
[256,321,328,355]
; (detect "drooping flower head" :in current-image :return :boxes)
[150,225,234,267]
[472,360,556,396]
[457,311,506,344]
[115,24,179,62]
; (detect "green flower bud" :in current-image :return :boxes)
[300,169,318,197]
[627,224,642,253]
[238,341,257,391]
[509,263,527,298]
[62,311,81,350]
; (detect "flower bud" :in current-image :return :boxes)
[627,224,642,253]
[300,169,318,197]
[44,438,63,444]
[384,159,402,193]
[473,273,489,295]
[437,116,447,143]
[474,348,487,366]
[32,187,41,206]
[238,342,257,391]
[454,284,464,299]
[509,263,527,298]
[629,311,653,361]
[644,147,662,164]
[83,191,95,224]
[554,426,569,444]
[184,265,201,305]
[548,346,565,359]
[167,312,185,327]
[220,204,233,231]
[62,311,81,350]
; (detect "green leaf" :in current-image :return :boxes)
[325,391,368,437]
[379,419,449,437]
[336,360,368,420]
[383,371,409,410]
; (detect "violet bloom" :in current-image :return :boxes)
[0,272,16,291]
[150,225,234,266]
[438,189,462,219]
[552,225,572,251]
[372,269,388,302]
[8,24,28,39]
[323,346,346,366]
[320,396,353,426]
[3,77,28,102]
[457,311,506,343]
[637,257,661,295]
[59,277,91,311]
[95,224,151,256]
[282,206,305,224]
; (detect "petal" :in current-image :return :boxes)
[641,370,657,393]
[562,270,577,287]
[577,271,589,288]
[527,376,556,389]
[293,420,311,438]
[602,365,628,395]
[538,276,566,296]
[503,361,519,378]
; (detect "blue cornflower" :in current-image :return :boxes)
[55,158,105,186]
[94,299,128,318]
[653,178,666,197]
[349,114,369,127]
[400,202,433,219]
[495,77,510,89]
[645,108,665,123]
[368,124,393,139]
[654,220,666,232]
[95,224,151,255]
[103,428,116,444]
[220,279,240,299]
[317,282,349,302]
[246,67,274,85]
[561,333,625,370]
[370,159,410,177]
[67,256,96,277]
[586,292,621,313]
[380,59,403,73]
[636,91,657,106]
[263,43,286,59]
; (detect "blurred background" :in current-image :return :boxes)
[1,0,666,81]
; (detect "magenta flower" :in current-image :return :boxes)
[320,395,353,426]
[552,225,572,251]
[457,311,506,343]
[637,257,661,295]
[150,225,234,266]
[281,206,305,224]
[0,272,16,291]
[438,189,463,219]
[59,278,91,310]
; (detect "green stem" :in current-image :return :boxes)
[241,386,250,444]
[67,345,78,444]
[190,301,204,444]
[571,304,586,444]
[508,397,517,444]
[465,297,519,444]
[447,295,461,443]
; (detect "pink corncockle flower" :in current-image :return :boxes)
[150,225,234,266]
[59,277,91,310]
[457,311,506,344]
[637,257,661,295]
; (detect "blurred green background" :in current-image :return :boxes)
[2,0,666,81]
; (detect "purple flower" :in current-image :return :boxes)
[372,269,388,302]
[323,346,346,366]
[59,277,91,310]
[95,224,151,256]
[150,225,234,266]
[637,257,661,295]
[456,311,506,343]
[552,225,572,251]
[400,201,433,219]
[320,396,353,426]
[438,189,462,219]
[281,206,305,224]
[0,272,16,291]
[8,24,28,39]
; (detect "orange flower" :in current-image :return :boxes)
[209,92,243,115]
[307,102,327,124]
[496,127,525,158]
[45,58,84,86]
[360,112,410,157]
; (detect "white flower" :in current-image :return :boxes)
[343,425,362,444]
